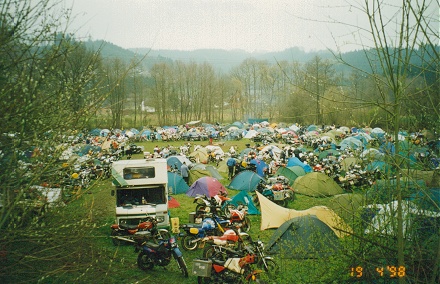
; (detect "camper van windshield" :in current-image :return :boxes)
[117,186,166,206]
[123,167,155,179]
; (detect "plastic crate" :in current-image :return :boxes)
[192,259,212,277]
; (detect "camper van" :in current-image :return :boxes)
[111,158,170,228]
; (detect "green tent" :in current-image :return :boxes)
[266,215,341,258]
[328,193,366,223]
[293,172,344,197]
[275,166,306,186]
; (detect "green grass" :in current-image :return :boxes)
[0,140,357,283]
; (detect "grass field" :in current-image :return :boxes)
[1,139,355,284]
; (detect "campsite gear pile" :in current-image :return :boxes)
[133,216,189,278]
[253,176,294,207]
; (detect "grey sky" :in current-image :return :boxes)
[64,0,439,53]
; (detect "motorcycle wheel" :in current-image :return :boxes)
[223,203,235,218]
[274,199,288,207]
[176,256,189,278]
[111,230,123,246]
[241,217,251,232]
[259,258,279,276]
[197,276,212,284]
[137,252,154,271]
[181,235,198,251]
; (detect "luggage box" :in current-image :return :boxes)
[192,259,212,277]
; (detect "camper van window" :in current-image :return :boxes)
[123,167,155,179]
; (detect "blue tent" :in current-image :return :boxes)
[339,136,364,150]
[229,190,260,215]
[249,159,269,177]
[167,171,189,194]
[227,170,265,191]
[286,157,312,173]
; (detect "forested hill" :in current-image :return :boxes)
[84,40,438,75]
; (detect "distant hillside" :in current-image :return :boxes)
[83,40,438,77]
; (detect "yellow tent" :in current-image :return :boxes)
[257,191,352,238]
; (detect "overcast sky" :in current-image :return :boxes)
[63,0,439,53]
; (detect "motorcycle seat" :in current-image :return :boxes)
[119,224,141,230]
[144,241,160,249]
[181,223,203,229]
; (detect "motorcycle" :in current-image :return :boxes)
[227,204,251,232]
[203,234,278,277]
[193,244,264,283]
[253,177,294,207]
[179,215,229,251]
[194,194,235,219]
[134,223,189,278]
[111,216,169,245]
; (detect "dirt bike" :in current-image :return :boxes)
[111,215,170,246]
[133,217,188,277]
[194,194,235,218]
[179,215,229,251]
[203,234,279,277]
[193,249,264,283]
[227,204,251,233]
[253,178,294,208]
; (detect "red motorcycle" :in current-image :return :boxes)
[193,250,263,283]
[110,216,165,245]
[227,205,251,233]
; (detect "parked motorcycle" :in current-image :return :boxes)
[193,244,264,283]
[179,215,228,251]
[203,234,278,277]
[111,216,168,245]
[253,177,294,207]
[227,204,251,232]
[194,194,235,219]
[134,222,188,277]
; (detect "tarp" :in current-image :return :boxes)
[293,172,344,197]
[256,191,351,238]
[275,166,306,186]
[362,200,440,238]
[167,171,189,194]
[227,170,265,191]
[265,215,341,258]
[186,177,227,197]
[229,190,260,215]
[286,157,312,173]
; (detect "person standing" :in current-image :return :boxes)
[226,156,236,180]
[180,161,189,185]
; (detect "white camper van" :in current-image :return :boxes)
[111,158,170,228]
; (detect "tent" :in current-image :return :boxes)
[227,170,265,191]
[265,215,341,258]
[366,178,427,204]
[256,191,351,237]
[293,172,344,197]
[286,157,312,173]
[340,157,360,172]
[228,190,260,215]
[327,193,366,223]
[339,136,364,150]
[168,196,180,208]
[189,148,209,164]
[186,177,227,197]
[409,188,440,212]
[249,159,269,177]
[274,166,306,186]
[167,171,189,194]
[166,155,193,171]
[188,165,224,185]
